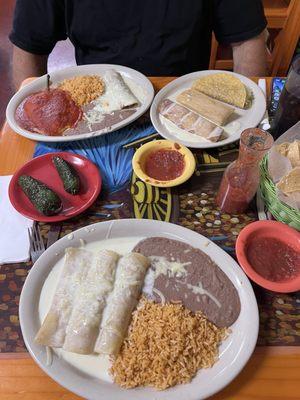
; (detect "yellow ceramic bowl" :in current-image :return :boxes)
[132,140,196,188]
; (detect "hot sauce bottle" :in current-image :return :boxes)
[216,128,274,214]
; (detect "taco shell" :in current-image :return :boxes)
[192,73,247,109]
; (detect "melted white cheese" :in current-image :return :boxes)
[187,282,221,308]
[150,256,190,278]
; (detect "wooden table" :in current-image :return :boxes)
[0,77,299,400]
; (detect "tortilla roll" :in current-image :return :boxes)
[104,69,138,107]
[159,99,223,142]
[63,250,120,354]
[94,253,150,356]
[176,89,234,126]
[35,248,92,347]
[84,69,139,123]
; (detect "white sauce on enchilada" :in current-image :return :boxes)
[38,236,144,382]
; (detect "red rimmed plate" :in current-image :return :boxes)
[9,152,101,222]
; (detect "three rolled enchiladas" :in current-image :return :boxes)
[35,248,150,356]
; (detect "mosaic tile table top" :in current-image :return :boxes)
[0,120,299,354]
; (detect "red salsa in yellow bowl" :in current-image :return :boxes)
[145,149,185,181]
[132,140,195,188]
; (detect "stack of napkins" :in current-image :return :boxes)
[0,175,33,264]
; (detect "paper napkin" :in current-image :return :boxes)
[0,175,33,264]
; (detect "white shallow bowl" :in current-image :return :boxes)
[6,64,154,142]
[150,70,266,149]
[20,219,259,400]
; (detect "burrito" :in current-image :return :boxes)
[159,99,223,142]
[35,248,92,347]
[85,69,138,123]
[63,250,120,354]
[176,89,234,126]
[95,252,150,356]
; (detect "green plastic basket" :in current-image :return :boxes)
[260,155,300,231]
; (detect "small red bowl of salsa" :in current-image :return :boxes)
[236,221,300,293]
[132,140,196,187]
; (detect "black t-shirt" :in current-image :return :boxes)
[9,0,267,76]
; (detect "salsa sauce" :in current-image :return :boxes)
[16,89,82,136]
[145,149,185,181]
[246,237,300,282]
[215,170,250,214]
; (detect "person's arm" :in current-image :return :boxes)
[12,46,48,90]
[9,0,67,89]
[213,0,267,77]
[231,30,267,77]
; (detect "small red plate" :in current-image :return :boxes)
[9,152,102,222]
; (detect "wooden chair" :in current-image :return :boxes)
[209,0,300,75]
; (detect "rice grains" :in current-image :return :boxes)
[111,299,228,390]
[59,75,105,106]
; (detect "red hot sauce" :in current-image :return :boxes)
[247,237,300,282]
[145,149,185,181]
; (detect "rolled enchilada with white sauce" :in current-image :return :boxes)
[63,249,120,354]
[95,252,150,356]
[35,247,92,347]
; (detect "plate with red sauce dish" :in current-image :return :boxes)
[236,221,300,293]
[9,152,101,222]
[6,64,154,142]
[132,140,196,187]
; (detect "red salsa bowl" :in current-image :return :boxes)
[236,221,300,293]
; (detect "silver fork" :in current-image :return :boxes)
[28,223,45,263]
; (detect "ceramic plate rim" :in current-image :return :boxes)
[19,219,259,400]
[150,70,266,149]
[8,152,102,222]
[6,64,154,142]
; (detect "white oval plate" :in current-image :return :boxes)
[6,64,154,142]
[150,70,266,149]
[20,219,258,400]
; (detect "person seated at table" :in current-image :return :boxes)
[10,0,267,88]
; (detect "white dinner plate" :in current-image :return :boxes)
[150,70,266,149]
[6,64,154,142]
[20,219,258,400]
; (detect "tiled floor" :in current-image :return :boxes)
[0,0,75,127]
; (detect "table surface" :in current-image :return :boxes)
[0,76,299,400]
